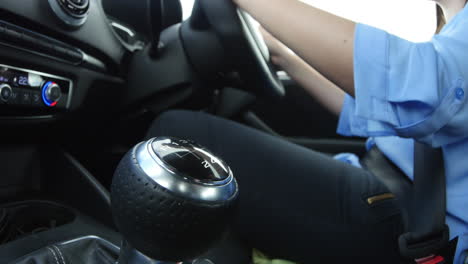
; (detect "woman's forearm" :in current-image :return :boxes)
[234,0,356,96]
[279,51,345,116]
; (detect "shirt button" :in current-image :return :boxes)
[456,88,465,100]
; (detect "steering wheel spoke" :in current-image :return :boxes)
[183,0,285,97]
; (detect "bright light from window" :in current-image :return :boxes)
[302,0,436,42]
[181,0,195,20]
[180,0,436,42]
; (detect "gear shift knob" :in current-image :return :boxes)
[111,137,238,263]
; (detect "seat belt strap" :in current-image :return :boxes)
[398,141,449,260]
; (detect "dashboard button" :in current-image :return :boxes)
[31,92,41,106]
[9,89,19,104]
[20,91,32,105]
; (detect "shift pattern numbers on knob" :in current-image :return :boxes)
[152,138,231,182]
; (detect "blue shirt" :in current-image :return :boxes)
[337,6,468,264]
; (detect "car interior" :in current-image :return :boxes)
[0,0,448,263]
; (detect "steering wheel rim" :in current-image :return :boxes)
[192,0,286,97]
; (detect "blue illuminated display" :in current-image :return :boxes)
[18,76,28,86]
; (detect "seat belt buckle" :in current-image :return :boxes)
[415,255,445,264]
[398,225,450,260]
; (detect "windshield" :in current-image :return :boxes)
[180,0,436,42]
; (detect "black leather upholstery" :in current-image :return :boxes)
[9,236,119,264]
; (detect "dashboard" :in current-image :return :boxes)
[0,0,129,121]
[0,0,203,131]
[0,0,126,65]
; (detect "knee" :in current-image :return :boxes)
[156,110,192,124]
[147,110,189,138]
[146,110,202,139]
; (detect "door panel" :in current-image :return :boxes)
[249,73,366,155]
[251,73,340,138]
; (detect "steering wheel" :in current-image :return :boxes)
[188,0,285,97]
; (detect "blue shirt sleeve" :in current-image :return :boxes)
[338,20,468,147]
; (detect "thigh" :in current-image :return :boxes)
[147,110,403,263]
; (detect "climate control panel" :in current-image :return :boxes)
[0,64,72,115]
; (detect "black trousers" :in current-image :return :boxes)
[146,110,404,263]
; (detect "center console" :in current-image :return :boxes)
[0,138,249,264]
[0,143,120,264]
[0,63,72,118]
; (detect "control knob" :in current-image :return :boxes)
[42,81,62,107]
[0,84,12,102]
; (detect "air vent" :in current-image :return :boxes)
[58,0,89,17]
[48,0,90,27]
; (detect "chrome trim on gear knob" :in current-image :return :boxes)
[134,138,238,203]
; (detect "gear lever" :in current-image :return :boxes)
[111,137,239,264]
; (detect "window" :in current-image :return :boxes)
[181,0,195,20]
[180,0,437,42]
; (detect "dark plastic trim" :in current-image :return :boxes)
[41,147,114,227]
[62,151,111,206]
